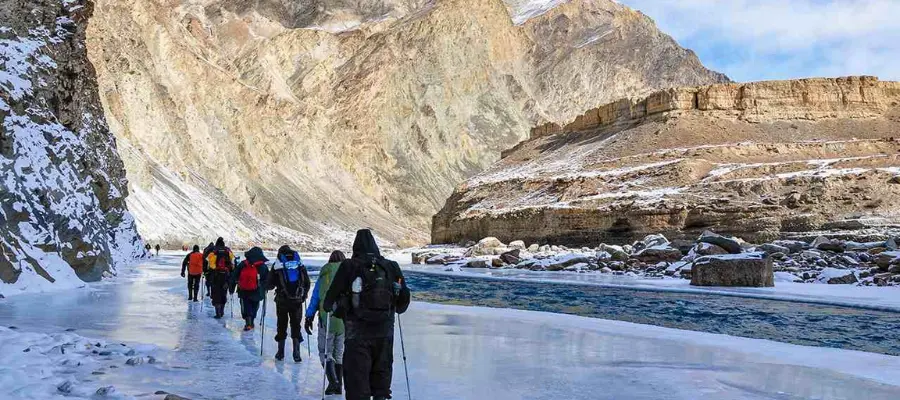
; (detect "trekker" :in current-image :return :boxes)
[180,245,204,301]
[306,250,347,395]
[203,242,215,297]
[324,229,411,400]
[206,237,235,319]
[155,244,161,256]
[231,247,269,331]
[268,245,311,362]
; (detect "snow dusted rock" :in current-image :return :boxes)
[509,241,527,251]
[0,0,143,293]
[693,242,730,256]
[691,253,774,287]
[698,231,743,254]
[633,247,682,263]
[775,271,803,283]
[467,237,506,257]
[818,268,858,285]
[640,234,670,249]
[463,260,489,269]
[527,244,540,252]
[499,249,522,265]
[875,251,900,271]
[757,243,791,255]
[599,244,628,261]
[813,236,845,253]
[886,238,898,250]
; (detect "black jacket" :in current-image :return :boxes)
[324,229,410,340]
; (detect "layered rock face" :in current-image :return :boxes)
[433,77,900,246]
[0,0,143,293]
[85,0,726,247]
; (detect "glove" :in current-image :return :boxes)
[181,272,185,278]
[304,317,314,336]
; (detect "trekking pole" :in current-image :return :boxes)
[398,315,412,400]
[321,312,331,400]
[260,291,268,356]
[303,300,311,357]
[230,292,234,319]
[199,275,205,312]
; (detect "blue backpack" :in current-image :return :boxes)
[278,252,304,300]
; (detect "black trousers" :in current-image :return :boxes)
[187,274,201,299]
[344,337,394,400]
[275,301,303,342]
[240,297,260,321]
[209,272,229,306]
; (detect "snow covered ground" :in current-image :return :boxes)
[1,254,899,399]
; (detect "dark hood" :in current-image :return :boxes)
[277,245,293,256]
[215,237,225,247]
[244,247,269,264]
[351,229,381,259]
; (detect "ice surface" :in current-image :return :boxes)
[1,255,899,399]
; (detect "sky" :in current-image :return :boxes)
[617,0,900,82]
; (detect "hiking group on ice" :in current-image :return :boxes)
[177,229,411,400]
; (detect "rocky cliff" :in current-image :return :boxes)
[0,0,144,295]
[85,0,726,247]
[433,77,900,246]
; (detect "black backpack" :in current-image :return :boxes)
[352,259,396,322]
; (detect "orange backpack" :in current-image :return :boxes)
[188,252,204,275]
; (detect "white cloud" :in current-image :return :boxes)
[618,0,900,82]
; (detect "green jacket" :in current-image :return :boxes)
[306,262,344,334]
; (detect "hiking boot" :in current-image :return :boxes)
[335,364,343,394]
[325,361,339,395]
[275,340,285,361]
[292,338,302,363]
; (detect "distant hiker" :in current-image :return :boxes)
[144,243,152,258]
[203,242,215,297]
[231,247,269,331]
[324,229,411,400]
[306,250,346,394]
[206,237,235,318]
[267,245,311,362]
[181,245,204,301]
[155,244,161,256]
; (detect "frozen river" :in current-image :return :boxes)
[1,254,900,399]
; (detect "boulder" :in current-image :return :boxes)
[491,258,505,268]
[874,273,894,286]
[694,242,729,256]
[817,268,858,285]
[887,238,898,251]
[773,240,807,254]
[545,255,591,271]
[463,259,488,269]
[411,252,429,264]
[509,240,527,250]
[642,234,670,248]
[690,253,774,287]
[599,244,629,261]
[875,251,900,271]
[467,237,505,256]
[527,244,540,252]
[698,231,742,254]
[633,247,682,263]
[500,249,522,265]
[757,243,790,255]
[813,236,845,253]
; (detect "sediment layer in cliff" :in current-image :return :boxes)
[433,76,900,246]
[86,0,727,247]
[0,0,144,293]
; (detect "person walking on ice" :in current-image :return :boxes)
[232,247,269,331]
[305,250,347,395]
[155,244,161,257]
[206,237,234,319]
[180,245,204,301]
[268,246,310,362]
[324,229,411,400]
